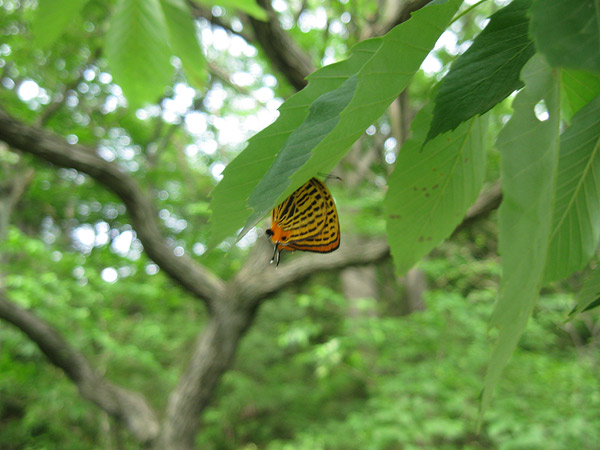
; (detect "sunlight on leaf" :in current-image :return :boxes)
[384,102,487,276]
[530,0,600,74]
[105,0,174,107]
[160,0,207,90]
[31,0,90,49]
[427,0,534,142]
[544,94,600,283]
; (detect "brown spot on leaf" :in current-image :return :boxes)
[432,184,439,189]
[390,214,402,220]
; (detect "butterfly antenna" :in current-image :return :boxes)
[270,243,280,267]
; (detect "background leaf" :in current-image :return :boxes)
[426,0,534,142]
[530,0,600,74]
[31,0,90,49]
[571,266,600,315]
[481,54,560,418]
[160,0,207,90]
[560,70,600,122]
[384,103,487,276]
[544,94,600,283]
[105,0,174,107]
[208,0,462,244]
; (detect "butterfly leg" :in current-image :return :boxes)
[270,243,281,267]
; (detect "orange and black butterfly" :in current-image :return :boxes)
[266,177,340,266]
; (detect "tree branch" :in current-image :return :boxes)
[236,236,390,305]
[158,307,252,450]
[247,0,315,90]
[0,292,159,443]
[236,180,503,305]
[0,108,225,307]
[454,180,502,234]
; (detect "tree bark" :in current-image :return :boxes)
[247,0,315,90]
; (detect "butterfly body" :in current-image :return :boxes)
[266,178,340,265]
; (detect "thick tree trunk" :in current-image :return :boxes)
[157,306,252,450]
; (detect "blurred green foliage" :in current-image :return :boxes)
[1,0,599,448]
[2,225,598,449]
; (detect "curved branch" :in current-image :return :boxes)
[0,108,225,307]
[236,180,503,304]
[234,236,389,304]
[0,293,159,443]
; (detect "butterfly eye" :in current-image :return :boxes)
[265,229,274,236]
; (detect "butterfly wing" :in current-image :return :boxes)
[283,178,340,253]
[272,178,328,240]
[269,178,341,261]
[288,185,340,253]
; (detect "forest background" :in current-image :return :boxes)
[1,0,599,449]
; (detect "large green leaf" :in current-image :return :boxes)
[160,0,207,90]
[105,0,174,108]
[207,0,462,246]
[384,103,487,276]
[31,0,90,48]
[480,54,560,418]
[544,94,600,283]
[570,266,600,316]
[530,0,600,74]
[426,0,534,142]
[561,69,600,122]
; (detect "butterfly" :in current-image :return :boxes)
[266,177,340,266]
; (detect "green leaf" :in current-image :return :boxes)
[31,0,90,48]
[570,266,600,316]
[426,0,535,142]
[384,103,487,276]
[208,0,462,247]
[544,94,600,283]
[561,69,600,122]
[199,0,267,21]
[160,0,207,90]
[530,0,600,74]
[481,54,560,418]
[105,0,174,108]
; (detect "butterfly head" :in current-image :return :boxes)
[265,227,293,267]
[265,227,292,247]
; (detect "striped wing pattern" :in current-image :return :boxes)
[268,178,340,263]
